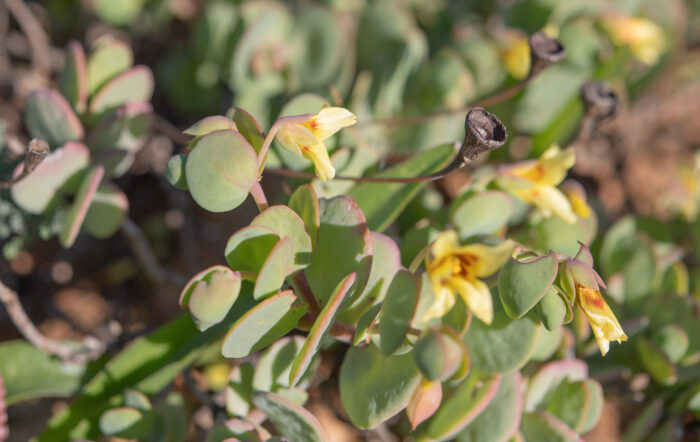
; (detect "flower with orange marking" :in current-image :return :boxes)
[422,230,515,324]
[497,145,578,223]
[275,107,357,181]
[561,244,627,356]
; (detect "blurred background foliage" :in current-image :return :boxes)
[1,0,700,440]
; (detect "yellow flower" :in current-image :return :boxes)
[275,107,357,181]
[423,231,515,324]
[562,245,627,356]
[601,14,666,65]
[498,145,577,224]
[561,180,592,218]
[499,30,531,80]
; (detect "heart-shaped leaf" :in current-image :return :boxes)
[498,253,558,319]
[252,392,327,442]
[222,290,306,358]
[305,196,372,307]
[60,165,105,247]
[426,373,501,440]
[525,359,587,411]
[60,41,88,113]
[11,142,90,214]
[225,225,280,273]
[451,191,514,239]
[254,237,294,300]
[339,343,421,429]
[24,89,84,147]
[290,273,356,386]
[89,66,154,116]
[456,371,523,442]
[184,116,237,137]
[186,268,242,332]
[413,329,464,381]
[185,130,259,212]
[251,206,313,272]
[463,306,540,374]
[378,270,419,356]
[83,183,128,239]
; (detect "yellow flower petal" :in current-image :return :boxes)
[303,107,357,141]
[301,142,336,181]
[576,285,627,356]
[500,32,531,80]
[520,186,577,224]
[462,240,516,278]
[420,285,457,323]
[276,123,318,157]
[430,230,461,261]
[452,277,494,324]
[602,15,665,65]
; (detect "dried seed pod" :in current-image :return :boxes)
[529,31,566,77]
[458,107,508,164]
[581,81,620,123]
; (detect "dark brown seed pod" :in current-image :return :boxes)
[581,81,620,123]
[529,31,566,77]
[459,107,508,164]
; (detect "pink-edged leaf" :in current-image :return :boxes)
[60,41,88,114]
[289,273,356,386]
[24,89,84,147]
[89,66,154,116]
[59,165,105,247]
[525,359,588,411]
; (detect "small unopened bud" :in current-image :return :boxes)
[528,31,566,77]
[24,139,50,173]
[581,81,620,123]
[459,107,507,163]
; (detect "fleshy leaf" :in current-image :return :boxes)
[288,184,320,247]
[187,269,242,332]
[60,41,88,113]
[185,130,259,212]
[252,392,326,442]
[290,273,356,386]
[253,237,294,300]
[60,165,105,248]
[24,89,84,147]
[250,206,313,272]
[451,191,514,239]
[99,407,149,439]
[339,343,421,429]
[86,37,133,96]
[498,253,558,319]
[378,270,419,356]
[221,291,305,358]
[183,116,237,137]
[525,359,588,411]
[83,183,128,239]
[89,66,154,116]
[225,225,280,273]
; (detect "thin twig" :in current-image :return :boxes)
[120,218,187,286]
[152,112,190,146]
[292,273,320,315]
[0,277,104,363]
[5,0,51,78]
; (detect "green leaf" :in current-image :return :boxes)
[290,273,356,386]
[353,303,382,345]
[225,225,280,273]
[92,0,144,26]
[530,326,563,362]
[580,380,603,434]
[165,154,188,190]
[451,191,514,239]
[636,338,677,386]
[349,144,455,232]
[343,231,402,323]
[0,340,86,404]
[251,205,313,272]
[11,141,90,214]
[89,66,154,116]
[535,287,567,331]
[498,253,558,319]
[252,336,306,392]
[183,116,237,137]
[651,325,688,364]
[252,392,326,442]
[154,392,188,442]
[99,407,149,439]
[305,196,372,307]
[290,6,344,89]
[230,107,265,154]
[520,411,581,442]
[546,381,589,432]
[185,130,259,212]
[289,184,320,247]
[413,329,464,381]
[339,344,421,429]
[426,373,501,440]
[456,371,523,442]
[86,37,133,97]
[463,307,540,374]
[225,363,254,417]
[88,102,152,155]
[602,234,656,304]
[533,215,597,257]
[181,267,242,332]
[221,290,305,358]
[60,165,105,248]
[525,359,587,411]
[60,41,88,113]
[378,270,419,356]
[40,294,256,441]
[83,184,128,239]
[253,237,294,300]
[24,89,84,147]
